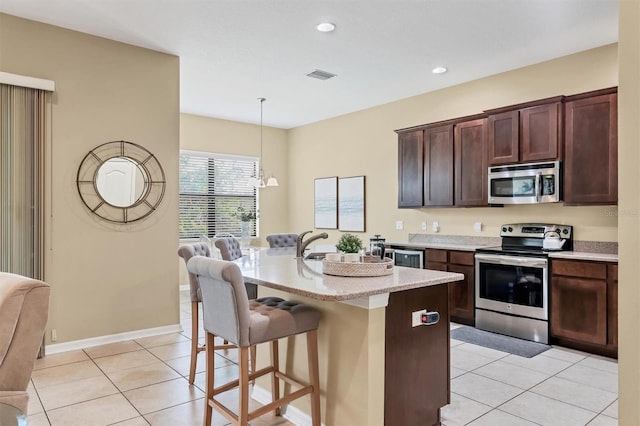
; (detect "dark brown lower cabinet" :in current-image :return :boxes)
[426,249,475,326]
[385,283,449,425]
[550,259,617,357]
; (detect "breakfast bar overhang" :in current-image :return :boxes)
[234,248,464,426]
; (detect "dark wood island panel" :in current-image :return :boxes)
[384,283,450,426]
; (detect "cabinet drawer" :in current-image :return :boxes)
[552,259,607,279]
[449,251,474,266]
[426,261,447,271]
[425,249,447,263]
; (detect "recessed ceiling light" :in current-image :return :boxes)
[432,66,448,74]
[316,22,336,32]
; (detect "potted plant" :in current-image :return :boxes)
[233,207,258,246]
[233,206,258,222]
[335,233,363,254]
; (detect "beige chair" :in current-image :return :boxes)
[187,256,321,426]
[265,233,298,248]
[178,243,234,384]
[0,272,50,414]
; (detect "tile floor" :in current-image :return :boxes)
[24,291,618,425]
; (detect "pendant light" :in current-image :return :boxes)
[251,97,278,188]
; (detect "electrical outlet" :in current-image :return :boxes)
[51,329,57,342]
[421,221,427,231]
[395,220,404,230]
[412,309,427,327]
[432,221,439,233]
[474,222,483,233]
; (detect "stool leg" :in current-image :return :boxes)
[189,301,199,384]
[239,346,250,425]
[307,330,321,426]
[250,345,257,384]
[270,339,281,416]
[204,332,216,426]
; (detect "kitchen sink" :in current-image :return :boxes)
[304,252,327,260]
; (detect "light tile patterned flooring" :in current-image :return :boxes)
[24,290,618,425]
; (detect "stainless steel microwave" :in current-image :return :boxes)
[488,161,561,204]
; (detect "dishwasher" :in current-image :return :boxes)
[393,248,424,269]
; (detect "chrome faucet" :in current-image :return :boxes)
[296,230,329,258]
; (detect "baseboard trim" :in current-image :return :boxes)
[251,384,317,426]
[45,324,183,355]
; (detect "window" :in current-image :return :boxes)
[179,151,258,239]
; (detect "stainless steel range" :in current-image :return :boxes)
[475,223,573,344]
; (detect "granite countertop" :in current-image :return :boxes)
[547,251,618,262]
[387,237,619,262]
[233,247,464,302]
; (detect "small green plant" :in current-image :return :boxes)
[233,206,258,222]
[335,233,363,254]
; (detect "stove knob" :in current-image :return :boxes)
[562,229,569,235]
[502,227,507,233]
[508,226,513,232]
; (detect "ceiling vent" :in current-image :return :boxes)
[306,69,337,80]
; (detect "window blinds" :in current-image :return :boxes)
[179,152,258,239]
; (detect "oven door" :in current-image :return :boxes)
[475,253,548,320]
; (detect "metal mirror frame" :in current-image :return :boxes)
[76,140,166,223]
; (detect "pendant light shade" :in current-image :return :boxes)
[252,97,278,188]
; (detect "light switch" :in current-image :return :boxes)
[474,222,483,233]
[421,221,427,231]
[432,221,439,233]
[395,220,404,230]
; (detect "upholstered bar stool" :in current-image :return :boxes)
[214,237,257,299]
[265,233,298,248]
[178,243,234,384]
[187,256,321,426]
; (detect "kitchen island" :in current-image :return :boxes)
[233,248,464,426]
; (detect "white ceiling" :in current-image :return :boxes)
[0,0,618,129]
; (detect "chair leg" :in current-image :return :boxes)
[239,346,250,425]
[250,345,257,384]
[189,301,200,384]
[307,330,321,426]
[204,332,216,426]
[270,339,281,416]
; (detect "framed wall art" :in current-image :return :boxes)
[338,175,365,232]
[314,177,338,229]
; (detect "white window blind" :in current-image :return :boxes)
[179,151,258,239]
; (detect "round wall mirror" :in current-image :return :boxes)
[95,157,149,208]
[77,141,165,223]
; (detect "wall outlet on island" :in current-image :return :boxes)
[432,221,439,233]
[395,220,404,230]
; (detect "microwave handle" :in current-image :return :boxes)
[536,173,542,202]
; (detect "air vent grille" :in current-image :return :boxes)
[306,69,337,80]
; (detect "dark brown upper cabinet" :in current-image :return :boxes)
[454,118,488,207]
[397,129,424,207]
[396,115,486,208]
[423,124,454,207]
[486,97,563,166]
[563,88,618,205]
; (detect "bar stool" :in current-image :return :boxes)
[187,256,321,426]
[178,243,235,384]
[265,233,298,248]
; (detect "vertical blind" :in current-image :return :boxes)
[179,151,258,239]
[0,84,49,279]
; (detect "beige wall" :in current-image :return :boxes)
[618,0,639,423]
[0,13,180,344]
[288,44,619,246]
